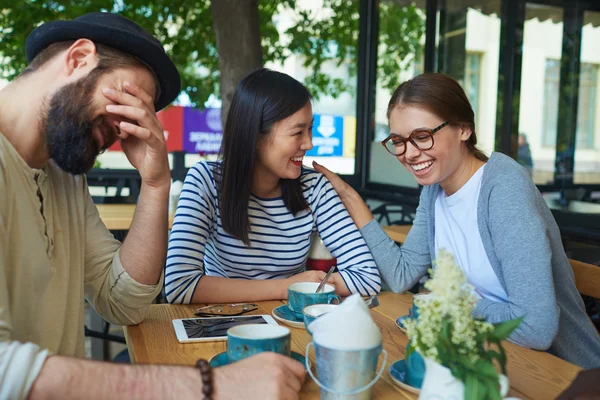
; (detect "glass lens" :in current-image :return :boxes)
[385,137,405,155]
[411,129,434,149]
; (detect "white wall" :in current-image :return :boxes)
[466,9,500,157]
[465,11,600,180]
[574,21,600,178]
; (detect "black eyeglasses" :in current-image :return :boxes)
[381,121,450,156]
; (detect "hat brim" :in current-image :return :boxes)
[26,20,180,111]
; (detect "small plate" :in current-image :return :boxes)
[272,305,305,329]
[388,359,421,394]
[395,315,410,332]
[209,351,306,368]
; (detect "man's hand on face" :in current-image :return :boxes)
[102,82,170,189]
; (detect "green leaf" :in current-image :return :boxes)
[474,359,500,380]
[465,373,485,400]
[497,343,508,375]
[491,317,524,341]
[406,343,415,358]
[487,378,503,400]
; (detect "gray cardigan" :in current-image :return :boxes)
[360,152,600,369]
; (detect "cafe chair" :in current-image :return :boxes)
[570,259,600,299]
[371,203,416,226]
[84,320,128,362]
[570,259,600,331]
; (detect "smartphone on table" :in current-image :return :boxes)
[172,314,279,343]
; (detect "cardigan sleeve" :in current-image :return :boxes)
[359,189,432,293]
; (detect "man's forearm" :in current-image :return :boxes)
[120,181,170,285]
[27,355,201,400]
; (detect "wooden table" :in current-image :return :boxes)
[96,204,174,230]
[124,293,580,399]
[383,225,412,243]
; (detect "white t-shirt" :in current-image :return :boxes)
[434,165,508,303]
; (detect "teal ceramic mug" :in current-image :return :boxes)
[303,304,338,335]
[410,292,433,321]
[288,282,340,317]
[227,324,291,363]
[405,340,426,388]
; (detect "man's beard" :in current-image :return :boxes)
[41,70,108,175]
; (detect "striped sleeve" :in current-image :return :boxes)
[165,162,217,304]
[308,172,381,295]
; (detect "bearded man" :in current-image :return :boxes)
[0,12,304,400]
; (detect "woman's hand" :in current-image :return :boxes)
[312,161,355,204]
[280,270,326,298]
[312,161,374,229]
[281,270,351,297]
[326,272,351,297]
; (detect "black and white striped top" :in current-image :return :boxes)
[165,161,381,304]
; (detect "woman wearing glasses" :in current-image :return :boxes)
[165,69,381,304]
[314,73,600,368]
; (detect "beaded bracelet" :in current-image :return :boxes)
[195,359,213,400]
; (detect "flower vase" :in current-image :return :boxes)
[418,358,509,400]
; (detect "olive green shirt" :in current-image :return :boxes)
[0,133,163,399]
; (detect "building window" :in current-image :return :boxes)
[464,53,481,118]
[543,59,561,147]
[577,63,597,149]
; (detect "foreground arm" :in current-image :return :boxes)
[83,185,164,325]
[104,82,171,285]
[27,353,305,400]
[84,82,170,324]
[119,182,169,284]
[188,271,326,303]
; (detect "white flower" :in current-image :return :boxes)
[406,249,494,364]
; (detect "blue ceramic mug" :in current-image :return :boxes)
[227,324,291,363]
[410,292,432,321]
[288,282,340,317]
[303,304,338,335]
[405,340,426,388]
[288,282,341,318]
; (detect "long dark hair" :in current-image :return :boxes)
[387,73,488,162]
[217,68,312,245]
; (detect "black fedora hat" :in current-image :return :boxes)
[25,12,181,111]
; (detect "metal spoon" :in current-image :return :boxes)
[316,266,336,293]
